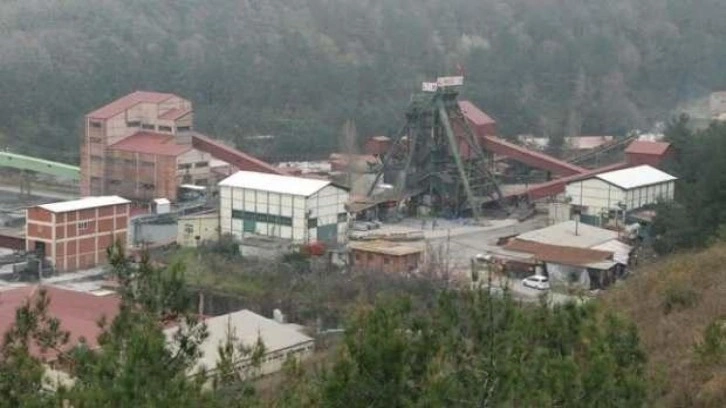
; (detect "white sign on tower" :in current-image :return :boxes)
[421,82,438,92]
[436,76,464,87]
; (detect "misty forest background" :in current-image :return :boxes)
[1,0,725,163]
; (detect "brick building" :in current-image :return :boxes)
[26,196,131,272]
[81,91,215,201]
[349,240,423,274]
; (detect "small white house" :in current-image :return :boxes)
[565,165,676,218]
[218,171,349,245]
[153,198,171,214]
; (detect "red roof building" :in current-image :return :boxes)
[625,141,674,168]
[0,286,120,361]
[82,91,282,201]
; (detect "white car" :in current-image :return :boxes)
[522,275,550,290]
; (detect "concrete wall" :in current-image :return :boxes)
[306,185,349,244]
[177,214,219,247]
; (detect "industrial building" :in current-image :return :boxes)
[219,171,349,245]
[26,196,130,272]
[167,309,314,378]
[81,91,283,202]
[565,165,676,225]
[349,240,423,274]
[624,141,674,168]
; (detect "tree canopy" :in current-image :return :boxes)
[1,0,726,161]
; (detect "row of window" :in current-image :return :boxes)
[88,120,192,133]
[231,210,293,226]
[178,161,209,170]
[230,211,347,228]
[90,156,154,168]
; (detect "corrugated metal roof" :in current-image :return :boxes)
[349,240,423,256]
[566,136,614,150]
[0,286,120,361]
[516,221,618,248]
[591,239,631,265]
[86,91,176,119]
[625,140,671,155]
[38,196,130,213]
[108,131,193,156]
[505,239,613,268]
[595,165,676,190]
[167,309,313,375]
[218,171,333,196]
[458,100,496,125]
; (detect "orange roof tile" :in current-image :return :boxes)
[625,141,672,156]
[109,131,192,156]
[86,91,176,120]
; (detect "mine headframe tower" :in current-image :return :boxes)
[368,77,503,220]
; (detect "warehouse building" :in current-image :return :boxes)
[219,171,349,245]
[26,196,131,272]
[167,309,314,378]
[565,165,676,225]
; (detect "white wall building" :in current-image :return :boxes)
[565,165,676,218]
[219,171,349,245]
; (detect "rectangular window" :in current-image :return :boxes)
[158,125,172,132]
[141,124,155,130]
[232,209,244,219]
[109,179,122,185]
[184,224,194,235]
[91,155,102,162]
[337,213,347,223]
[178,163,192,170]
[124,159,134,165]
[89,137,103,143]
[177,126,192,132]
[195,179,208,186]
[89,121,102,128]
[308,218,318,228]
[141,161,154,168]
[126,121,141,127]
[383,257,390,265]
[142,183,155,190]
[77,220,90,232]
[194,161,209,168]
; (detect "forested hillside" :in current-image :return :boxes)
[1,0,726,161]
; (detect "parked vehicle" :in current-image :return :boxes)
[522,275,550,290]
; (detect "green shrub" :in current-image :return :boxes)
[662,285,699,314]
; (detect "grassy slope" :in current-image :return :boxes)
[601,244,726,407]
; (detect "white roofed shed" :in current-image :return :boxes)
[218,171,349,245]
[565,165,676,217]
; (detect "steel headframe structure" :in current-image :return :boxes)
[368,79,503,220]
